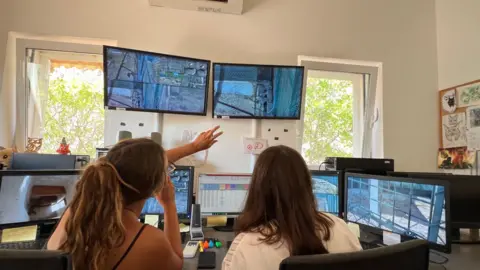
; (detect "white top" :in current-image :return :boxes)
[222,214,362,270]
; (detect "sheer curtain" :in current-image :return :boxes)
[0,33,17,148]
[26,50,50,140]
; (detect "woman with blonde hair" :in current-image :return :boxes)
[48,127,222,270]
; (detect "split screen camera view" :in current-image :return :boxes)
[104,46,305,119]
[346,176,447,246]
[104,47,209,115]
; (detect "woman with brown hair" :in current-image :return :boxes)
[47,127,222,270]
[223,145,361,270]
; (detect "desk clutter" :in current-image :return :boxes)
[0,156,480,270]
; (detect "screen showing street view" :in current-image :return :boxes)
[141,168,192,215]
[346,176,447,246]
[105,47,209,115]
[312,174,339,216]
[213,64,304,118]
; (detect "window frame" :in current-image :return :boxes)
[15,39,103,152]
[297,56,383,167]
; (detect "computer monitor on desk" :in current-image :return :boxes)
[197,173,251,217]
[344,173,451,253]
[310,170,342,217]
[401,174,480,243]
[140,166,194,219]
[0,170,81,238]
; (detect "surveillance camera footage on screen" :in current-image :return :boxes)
[104,47,209,115]
[312,174,339,216]
[141,169,191,215]
[212,64,304,119]
[346,176,447,246]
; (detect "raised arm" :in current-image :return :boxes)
[166,126,223,163]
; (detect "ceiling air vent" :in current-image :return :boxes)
[149,0,244,15]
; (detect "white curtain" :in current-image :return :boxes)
[26,55,50,139]
[0,33,17,148]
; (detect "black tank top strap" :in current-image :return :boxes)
[112,224,147,270]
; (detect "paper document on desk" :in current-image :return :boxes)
[1,225,37,243]
[179,223,190,233]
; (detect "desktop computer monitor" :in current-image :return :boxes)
[0,170,82,229]
[310,170,341,217]
[140,166,194,218]
[400,174,480,230]
[344,173,451,253]
[197,173,251,216]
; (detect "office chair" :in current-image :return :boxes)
[0,249,72,270]
[280,239,430,270]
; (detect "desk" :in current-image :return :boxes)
[183,229,480,270]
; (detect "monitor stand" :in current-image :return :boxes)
[213,217,235,232]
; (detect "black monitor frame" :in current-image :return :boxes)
[211,62,305,120]
[0,170,82,230]
[310,170,342,218]
[344,173,451,253]
[140,165,195,219]
[103,45,211,116]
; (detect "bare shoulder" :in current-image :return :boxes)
[139,225,170,250]
[129,225,179,268]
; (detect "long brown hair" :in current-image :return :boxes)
[59,138,166,270]
[235,145,334,256]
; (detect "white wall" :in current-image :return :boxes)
[436,0,480,89]
[4,0,439,172]
[0,0,13,92]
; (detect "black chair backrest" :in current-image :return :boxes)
[280,239,430,270]
[0,249,72,270]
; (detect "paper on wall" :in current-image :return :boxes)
[467,129,480,151]
[243,137,268,155]
[442,113,467,148]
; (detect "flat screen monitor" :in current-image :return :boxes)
[0,170,82,228]
[104,46,210,115]
[212,63,304,119]
[310,170,341,217]
[140,166,194,218]
[197,174,251,217]
[345,173,451,253]
[399,174,480,229]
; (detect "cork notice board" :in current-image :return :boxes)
[438,80,480,168]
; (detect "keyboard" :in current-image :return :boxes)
[360,241,381,250]
[0,239,47,250]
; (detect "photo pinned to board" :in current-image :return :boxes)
[466,105,480,129]
[442,112,467,148]
[457,82,480,107]
[437,147,475,169]
[441,89,457,113]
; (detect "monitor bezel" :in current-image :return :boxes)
[344,172,452,254]
[310,170,342,218]
[139,165,195,219]
[0,170,82,230]
[211,62,305,120]
[103,45,211,116]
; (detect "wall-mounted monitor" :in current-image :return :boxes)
[104,46,210,116]
[212,63,305,119]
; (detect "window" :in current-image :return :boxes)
[26,49,104,157]
[301,70,364,166]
